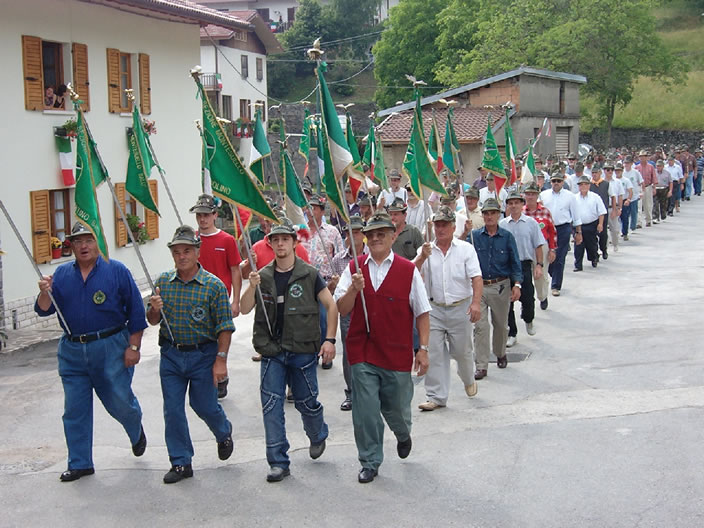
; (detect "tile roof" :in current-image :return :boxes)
[82,0,250,29]
[200,24,234,39]
[377,106,505,144]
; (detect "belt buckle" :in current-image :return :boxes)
[79,334,88,344]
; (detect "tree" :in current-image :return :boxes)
[372,0,448,109]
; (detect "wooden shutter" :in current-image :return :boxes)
[22,35,44,111]
[555,127,570,156]
[30,190,52,263]
[145,179,159,240]
[106,48,121,113]
[138,53,151,115]
[71,42,90,111]
[114,182,128,247]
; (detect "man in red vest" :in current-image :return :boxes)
[335,211,431,484]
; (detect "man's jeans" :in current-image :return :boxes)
[160,342,232,466]
[260,351,328,469]
[629,198,639,229]
[58,329,142,470]
[685,172,694,198]
[548,223,571,290]
[620,202,631,236]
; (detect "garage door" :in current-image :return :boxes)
[555,127,570,156]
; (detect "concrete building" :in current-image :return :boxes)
[377,67,587,185]
[0,0,250,330]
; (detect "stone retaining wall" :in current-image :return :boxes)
[580,128,704,151]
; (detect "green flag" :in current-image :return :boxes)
[75,113,107,188]
[74,109,109,260]
[402,90,446,199]
[126,106,159,215]
[299,109,311,161]
[345,113,362,168]
[362,121,388,189]
[194,75,278,222]
[427,113,443,173]
[442,107,460,176]
[481,116,507,191]
[504,114,518,185]
[249,108,271,184]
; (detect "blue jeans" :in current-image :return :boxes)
[548,223,572,290]
[159,342,232,466]
[260,351,328,469]
[57,329,142,470]
[685,172,693,198]
[620,202,631,236]
[629,198,639,229]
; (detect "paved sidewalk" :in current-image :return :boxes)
[0,325,62,355]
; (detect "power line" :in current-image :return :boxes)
[275,30,384,55]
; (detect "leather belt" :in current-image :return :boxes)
[483,277,508,285]
[67,325,125,343]
[159,336,215,351]
[430,297,470,308]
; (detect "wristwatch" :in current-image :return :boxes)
[515,283,522,289]
[216,351,228,359]
[324,337,337,345]
[536,262,544,267]
[419,345,429,351]
[129,344,140,352]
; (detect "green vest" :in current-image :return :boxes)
[252,257,321,357]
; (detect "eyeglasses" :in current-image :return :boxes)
[366,230,388,240]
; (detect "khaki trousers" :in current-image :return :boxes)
[531,244,550,302]
[473,279,510,371]
[642,185,654,225]
[424,299,475,406]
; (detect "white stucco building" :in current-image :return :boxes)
[0,0,251,330]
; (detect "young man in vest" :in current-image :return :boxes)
[189,194,242,399]
[335,211,431,484]
[240,219,338,483]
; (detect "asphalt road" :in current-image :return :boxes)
[2,198,704,527]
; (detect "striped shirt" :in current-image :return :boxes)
[154,265,235,344]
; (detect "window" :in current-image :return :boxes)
[222,95,233,121]
[559,81,565,115]
[239,99,251,120]
[256,8,270,21]
[22,36,90,112]
[119,52,132,111]
[256,100,266,122]
[30,189,73,263]
[50,189,71,242]
[114,182,159,247]
[256,58,263,81]
[241,55,249,78]
[288,7,296,22]
[107,49,150,114]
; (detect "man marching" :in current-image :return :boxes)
[335,212,431,484]
[35,222,147,482]
[414,206,483,411]
[240,219,337,483]
[148,226,235,484]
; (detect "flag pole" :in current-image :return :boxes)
[70,87,175,342]
[0,199,71,334]
[232,205,273,336]
[265,155,285,205]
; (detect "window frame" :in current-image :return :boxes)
[118,51,133,113]
[241,54,249,79]
[49,189,71,242]
[256,57,263,81]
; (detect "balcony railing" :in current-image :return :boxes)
[201,72,221,91]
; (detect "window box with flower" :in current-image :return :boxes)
[127,214,149,245]
[51,236,63,259]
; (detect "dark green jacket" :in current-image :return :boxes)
[252,257,321,357]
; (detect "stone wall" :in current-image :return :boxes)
[580,128,704,150]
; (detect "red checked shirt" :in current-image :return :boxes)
[523,203,557,250]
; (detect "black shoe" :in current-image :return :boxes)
[217,378,228,399]
[218,431,234,460]
[497,355,508,369]
[540,298,548,311]
[573,267,582,272]
[132,425,147,457]
[474,369,488,380]
[358,467,378,483]
[309,439,326,460]
[602,251,608,260]
[60,468,95,482]
[397,437,412,459]
[267,466,290,482]
[592,259,598,268]
[163,464,193,484]
[340,396,352,411]
[322,361,333,370]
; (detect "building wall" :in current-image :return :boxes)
[1,0,203,328]
[518,75,581,117]
[467,78,521,109]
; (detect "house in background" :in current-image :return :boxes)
[200,10,283,138]
[0,0,249,330]
[377,67,587,184]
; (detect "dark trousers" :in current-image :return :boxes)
[668,182,680,214]
[597,211,609,255]
[620,203,631,236]
[694,173,702,195]
[508,260,535,337]
[548,223,571,291]
[574,220,599,269]
[655,188,669,220]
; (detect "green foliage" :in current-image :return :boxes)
[126,214,148,245]
[372,0,448,109]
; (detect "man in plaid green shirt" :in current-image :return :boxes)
[148,226,235,484]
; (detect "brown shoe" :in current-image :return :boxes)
[497,355,508,369]
[251,354,262,362]
[465,381,478,397]
[418,401,444,411]
[474,369,487,380]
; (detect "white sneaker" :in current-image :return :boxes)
[506,336,517,348]
[526,322,536,336]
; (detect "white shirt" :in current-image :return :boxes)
[499,214,545,262]
[565,173,580,193]
[575,191,607,224]
[416,238,482,305]
[380,187,408,207]
[664,163,683,182]
[616,176,634,200]
[583,166,593,177]
[453,211,468,239]
[334,251,431,317]
[478,186,508,211]
[406,200,428,237]
[622,167,643,199]
[607,178,624,200]
[539,188,582,227]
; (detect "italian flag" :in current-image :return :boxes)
[55,135,75,185]
[521,143,536,185]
